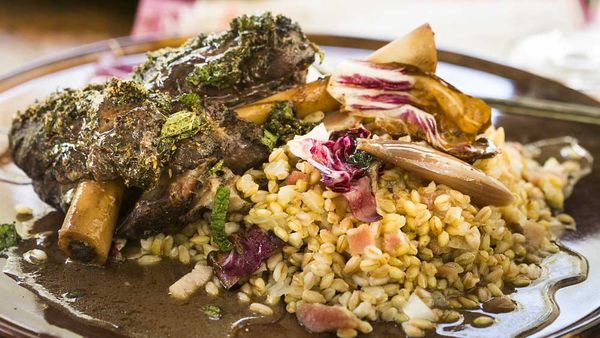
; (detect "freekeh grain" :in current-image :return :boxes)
[134,126,579,338]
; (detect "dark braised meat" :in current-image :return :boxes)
[133,12,318,107]
[9,79,265,210]
[9,13,317,239]
[9,81,172,210]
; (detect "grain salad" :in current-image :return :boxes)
[138,126,583,337]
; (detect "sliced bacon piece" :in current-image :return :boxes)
[522,221,547,248]
[421,190,444,210]
[347,223,375,256]
[296,303,358,333]
[343,176,382,222]
[383,230,409,253]
[286,170,308,185]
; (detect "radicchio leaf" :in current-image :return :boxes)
[308,127,372,193]
[370,104,497,163]
[327,60,496,162]
[288,123,331,160]
[208,226,283,289]
[288,125,382,222]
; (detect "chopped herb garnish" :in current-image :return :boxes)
[201,304,223,320]
[161,111,204,140]
[178,93,201,108]
[0,223,19,252]
[186,50,245,88]
[263,102,316,144]
[210,185,232,251]
[206,159,224,177]
[347,150,374,168]
[64,290,86,299]
[260,130,279,150]
[105,79,147,105]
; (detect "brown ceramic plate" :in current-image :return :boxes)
[1,35,600,338]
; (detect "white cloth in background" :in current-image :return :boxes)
[171,0,579,63]
[132,0,599,98]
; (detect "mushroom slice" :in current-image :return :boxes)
[357,139,513,206]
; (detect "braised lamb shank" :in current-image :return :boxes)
[9,13,317,239]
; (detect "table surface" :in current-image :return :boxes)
[0,0,136,75]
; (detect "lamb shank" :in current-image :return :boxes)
[9,13,318,251]
[134,13,317,106]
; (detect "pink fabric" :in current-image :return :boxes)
[131,0,195,36]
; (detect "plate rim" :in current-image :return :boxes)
[1,33,599,108]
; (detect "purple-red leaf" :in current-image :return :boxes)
[307,127,372,193]
[327,59,496,162]
[208,226,283,289]
[288,126,382,222]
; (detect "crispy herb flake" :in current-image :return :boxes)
[105,79,147,105]
[210,185,232,251]
[201,304,223,320]
[260,130,279,150]
[207,159,225,177]
[0,223,19,252]
[186,50,245,88]
[347,150,374,168]
[178,93,201,108]
[161,111,204,140]
[263,102,316,144]
[64,290,86,299]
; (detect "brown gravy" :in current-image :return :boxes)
[2,212,588,338]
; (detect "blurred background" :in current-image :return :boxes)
[1,0,600,98]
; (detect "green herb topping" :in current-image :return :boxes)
[161,111,204,140]
[186,50,245,88]
[260,130,279,150]
[0,223,19,252]
[64,290,86,299]
[263,102,316,145]
[178,93,201,108]
[201,304,223,320]
[347,150,374,168]
[210,185,233,251]
[105,79,148,105]
[207,159,225,177]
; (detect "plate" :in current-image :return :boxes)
[1,35,599,338]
